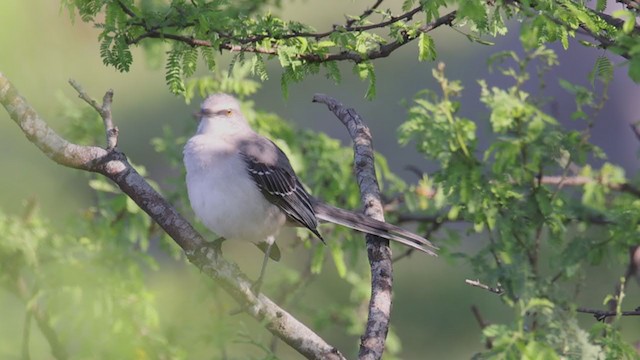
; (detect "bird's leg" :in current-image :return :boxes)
[252,240,273,295]
[198,237,226,258]
[209,236,226,253]
[228,239,274,316]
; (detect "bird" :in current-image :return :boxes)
[183,94,437,293]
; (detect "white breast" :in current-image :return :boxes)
[183,135,286,243]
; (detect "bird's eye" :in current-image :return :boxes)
[225,109,232,116]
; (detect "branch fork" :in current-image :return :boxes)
[0,73,346,360]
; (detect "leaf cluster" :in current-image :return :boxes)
[399,46,638,358]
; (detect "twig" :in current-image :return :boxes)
[470,305,493,349]
[403,165,424,179]
[12,277,68,360]
[115,0,137,18]
[313,93,392,360]
[69,80,118,149]
[576,307,640,322]
[392,220,443,263]
[465,279,504,295]
[541,175,640,198]
[0,73,345,360]
[21,311,32,360]
[630,123,640,142]
[606,246,640,323]
[345,0,385,28]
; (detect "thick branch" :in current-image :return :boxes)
[313,94,392,360]
[0,72,345,360]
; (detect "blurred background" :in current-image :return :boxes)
[1,1,639,359]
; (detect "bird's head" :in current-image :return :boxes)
[194,93,249,135]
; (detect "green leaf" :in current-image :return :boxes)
[182,47,198,78]
[483,324,510,338]
[165,46,186,95]
[324,61,341,83]
[589,56,613,86]
[613,10,636,34]
[418,33,436,61]
[629,57,640,83]
[88,179,119,194]
[310,243,325,274]
[329,241,347,278]
[355,62,376,99]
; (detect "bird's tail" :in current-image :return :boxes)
[312,201,438,256]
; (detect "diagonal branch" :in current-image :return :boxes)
[312,94,392,360]
[0,72,345,360]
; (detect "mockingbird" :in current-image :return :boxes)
[184,94,437,291]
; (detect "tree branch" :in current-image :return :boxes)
[540,175,640,198]
[125,9,456,64]
[312,94,392,360]
[0,73,345,360]
[470,305,493,349]
[345,0,385,29]
[576,307,640,322]
[69,80,118,149]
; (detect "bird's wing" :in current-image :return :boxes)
[239,137,324,242]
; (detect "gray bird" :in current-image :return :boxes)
[184,94,437,292]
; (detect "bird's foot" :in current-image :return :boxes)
[198,237,225,258]
[250,278,264,295]
[228,278,264,316]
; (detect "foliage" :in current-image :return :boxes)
[2,0,640,359]
[399,47,638,358]
[59,0,640,98]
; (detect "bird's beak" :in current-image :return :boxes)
[192,110,204,121]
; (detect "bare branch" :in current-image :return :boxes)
[471,305,493,349]
[0,73,345,360]
[313,93,392,360]
[465,279,504,295]
[69,80,118,149]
